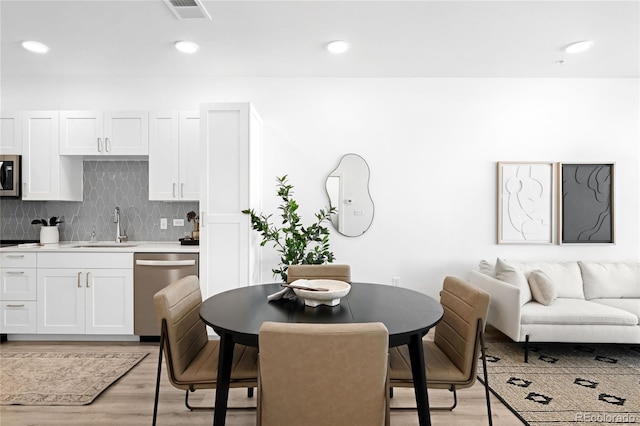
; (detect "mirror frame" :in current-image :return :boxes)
[325,153,375,237]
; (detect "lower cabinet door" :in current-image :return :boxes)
[1,301,37,333]
[85,269,133,334]
[37,269,85,334]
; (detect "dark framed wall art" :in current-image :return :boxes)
[559,163,615,244]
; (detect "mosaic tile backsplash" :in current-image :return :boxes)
[0,161,198,242]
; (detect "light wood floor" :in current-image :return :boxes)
[0,330,524,426]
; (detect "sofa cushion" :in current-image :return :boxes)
[521,299,638,326]
[494,258,531,305]
[515,261,584,300]
[591,299,640,321]
[527,270,557,306]
[579,262,640,300]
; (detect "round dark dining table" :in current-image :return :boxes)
[200,282,444,426]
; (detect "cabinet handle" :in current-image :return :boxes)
[86,272,90,288]
[106,138,111,152]
[77,272,82,288]
[97,138,102,152]
[181,183,184,198]
[23,182,27,195]
[6,254,25,258]
[5,271,25,274]
[6,304,25,308]
[201,211,205,227]
[173,183,177,198]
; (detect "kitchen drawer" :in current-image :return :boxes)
[37,252,132,269]
[1,252,37,268]
[1,301,37,333]
[1,268,37,300]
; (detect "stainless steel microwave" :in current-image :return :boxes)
[0,155,21,198]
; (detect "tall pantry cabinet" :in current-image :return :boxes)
[199,103,262,300]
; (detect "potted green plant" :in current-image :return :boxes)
[31,217,63,244]
[242,175,336,282]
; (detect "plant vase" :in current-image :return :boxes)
[40,226,59,244]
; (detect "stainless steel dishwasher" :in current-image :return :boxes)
[134,252,199,339]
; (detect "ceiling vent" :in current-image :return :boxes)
[164,0,211,20]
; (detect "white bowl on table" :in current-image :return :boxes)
[291,279,351,307]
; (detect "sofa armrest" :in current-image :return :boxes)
[466,270,522,342]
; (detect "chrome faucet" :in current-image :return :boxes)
[114,207,128,243]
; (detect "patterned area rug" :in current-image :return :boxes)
[479,342,640,425]
[0,351,148,406]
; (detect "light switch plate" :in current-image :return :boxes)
[173,219,184,227]
[160,218,167,230]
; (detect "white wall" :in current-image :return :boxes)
[3,76,639,297]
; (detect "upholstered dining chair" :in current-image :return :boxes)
[388,276,493,425]
[257,321,390,426]
[152,275,258,425]
[286,263,351,283]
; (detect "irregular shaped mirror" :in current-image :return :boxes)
[326,154,374,237]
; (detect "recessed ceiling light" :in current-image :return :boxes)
[174,40,199,54]
[326,40,350,54]
[22,40,49,54]
[564,40,593,54]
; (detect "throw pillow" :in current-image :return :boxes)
[478,259,495,276]
[527,269,558,306]
[494,258,532,305]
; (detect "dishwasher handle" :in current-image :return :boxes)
[135,259,196,267]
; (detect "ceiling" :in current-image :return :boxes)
[1,0,638,79]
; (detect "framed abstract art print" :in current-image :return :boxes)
[559,163,614,244]
[497,162,554,244]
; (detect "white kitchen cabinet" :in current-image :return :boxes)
[0,252,37,333]
[60,110,149,156]
[22,111,83,201]
[149,111,199,201]
[199,103,262,299]
[37,253,133,335]
[0,111,22,154]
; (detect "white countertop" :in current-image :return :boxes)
[0,241,199,253]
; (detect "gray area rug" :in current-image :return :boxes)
[479,342,640,425]
[0,351,148,406]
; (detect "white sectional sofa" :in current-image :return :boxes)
[467,259,640,361]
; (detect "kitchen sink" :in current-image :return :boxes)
[74,243,137,248]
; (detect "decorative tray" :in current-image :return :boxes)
[179,238,199,245]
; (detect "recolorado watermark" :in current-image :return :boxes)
[576,413,637,423]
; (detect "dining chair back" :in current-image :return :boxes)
[286,264,351,283]
[152,275,258,425]
[257,321,390,426]
[389,276,493,425]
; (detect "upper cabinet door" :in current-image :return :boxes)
[59,111,148,156]
[104,111,149,156]
[22,111,61,200]
[59,111,103,155]
[148,111,180,200]
[0,111,23,155]
[178,111,200,201]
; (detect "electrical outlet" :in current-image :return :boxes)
[392,277,400,287]
[173,219,184,227]
[160,218,167,230]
